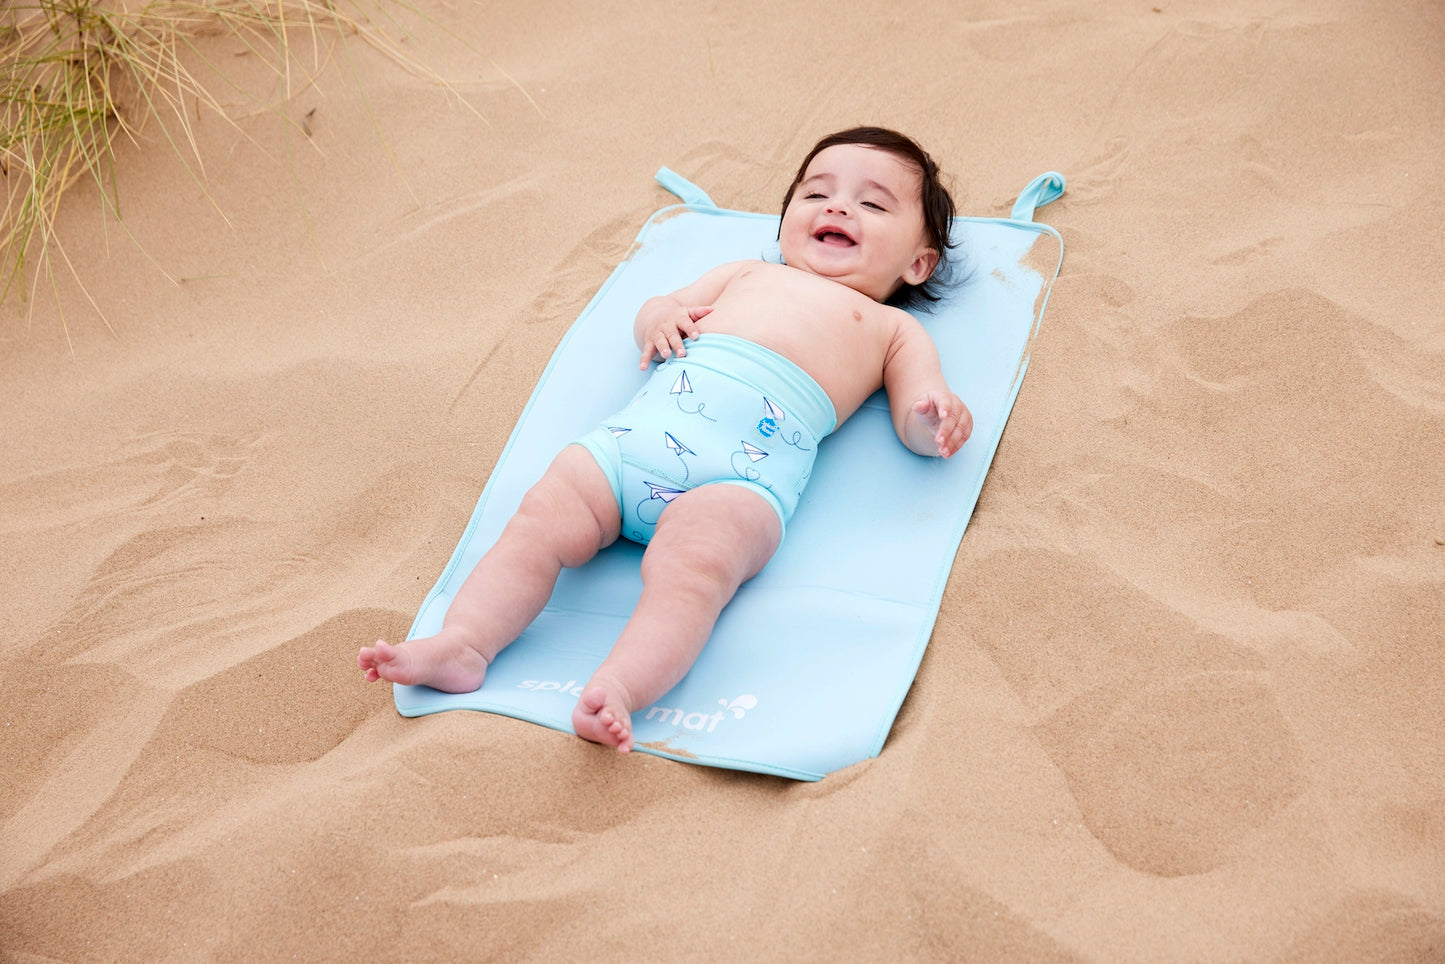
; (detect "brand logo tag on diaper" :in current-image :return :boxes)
[757,397,788,438]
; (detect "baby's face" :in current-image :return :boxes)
[779,144,938,302]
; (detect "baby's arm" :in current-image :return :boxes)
[883,314,974,458]
[634,261,746,369]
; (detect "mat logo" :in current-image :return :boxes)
[516,679,585,697]
[644,694,757,734]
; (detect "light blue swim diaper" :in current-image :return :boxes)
[576,333,838,544]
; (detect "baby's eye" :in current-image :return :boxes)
[862,201,886,211]
[804,192,826,200]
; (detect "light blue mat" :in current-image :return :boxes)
[394,168,1065,780]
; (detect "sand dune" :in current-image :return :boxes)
[3,1,1442,959]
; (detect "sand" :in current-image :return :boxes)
[3,0,1443,959]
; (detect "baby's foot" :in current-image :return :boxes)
[572,682,634,753]
[357,634,488,693]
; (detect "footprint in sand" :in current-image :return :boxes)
[1038,670,1307,877]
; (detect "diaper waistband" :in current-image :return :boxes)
[658,334,838,439]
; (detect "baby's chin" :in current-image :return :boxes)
[776,247,888,296]
[797,265,892,302]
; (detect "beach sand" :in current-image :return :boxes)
[3,1,1442,959]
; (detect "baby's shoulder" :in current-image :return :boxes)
[712,259,782,287]
[875,300,925,335]
[877,303,939,356]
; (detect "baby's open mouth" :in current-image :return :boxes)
[814,229,856,246]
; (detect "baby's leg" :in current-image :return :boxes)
[359,445,620,692]
[572,484,780,751]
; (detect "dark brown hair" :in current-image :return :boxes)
[780,126,956,308]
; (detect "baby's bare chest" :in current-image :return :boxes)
[699,265,897,417]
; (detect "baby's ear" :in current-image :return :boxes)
[903,247,939,286]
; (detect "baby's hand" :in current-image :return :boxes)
[639,304,712,369]
[911,391,973,458]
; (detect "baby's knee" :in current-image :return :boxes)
[513,483,608,567]
[640,534,747,604]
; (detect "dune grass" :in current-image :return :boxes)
[1,0,475,340]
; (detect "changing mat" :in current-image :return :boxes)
[394,168,1065,780]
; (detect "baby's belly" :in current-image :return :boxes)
[693,315,876,422]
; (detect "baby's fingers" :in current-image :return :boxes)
[641,332,673,368]
[679,306,710,343]
[933,412,960,457]
[939,409,974,458]
[914,393,952,429]
[942,428,968,458]
[667,327,690,358]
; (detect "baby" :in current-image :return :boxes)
[359,127,973,752]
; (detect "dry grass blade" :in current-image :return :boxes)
[1,0,482,338]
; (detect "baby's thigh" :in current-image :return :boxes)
[645,483,782,586]
[515,445,623,556]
